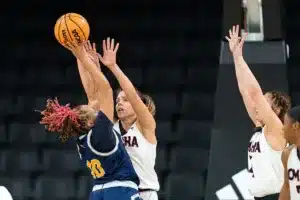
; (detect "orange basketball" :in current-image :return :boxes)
[54,13,90,46]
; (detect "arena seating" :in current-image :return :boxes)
[0,0,222,200]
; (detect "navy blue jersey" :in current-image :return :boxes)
[76,111,139,186]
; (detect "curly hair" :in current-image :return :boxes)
[116,88,156,116]
[38,98,89,142]
[267,91,291,122]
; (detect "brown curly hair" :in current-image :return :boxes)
[266,91,291,123]
[38,98,94,142]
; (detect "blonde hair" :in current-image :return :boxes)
[142,94,156,116]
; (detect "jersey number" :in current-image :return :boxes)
[86,159,105,179]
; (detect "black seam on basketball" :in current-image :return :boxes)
[64,14,73,41]
[57,18,63,44]
[68,14,87,40]
[71,15,88,24]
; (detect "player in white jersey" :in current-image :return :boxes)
[226,25,291,200]
[0,186,13,200]
[279,106,300,200]
[97,38,160,200]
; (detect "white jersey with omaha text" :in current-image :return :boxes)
[113,122,160,191]
[247,127,285,197]
[287,147,300,200]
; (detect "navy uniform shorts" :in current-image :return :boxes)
[89,186,142,200]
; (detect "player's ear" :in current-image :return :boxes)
[87,119,94,127]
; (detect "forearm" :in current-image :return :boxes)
[233,56,263,95]
[78,55,111,92]
[109,64,138,101]
[77,59,96,101]
[279,184,290,200]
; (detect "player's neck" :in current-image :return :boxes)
[120,116,136,131]
[295,138,300,149]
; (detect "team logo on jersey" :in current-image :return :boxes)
[122,136,139,147]
[288,168,300,193]
[248,141,261,153]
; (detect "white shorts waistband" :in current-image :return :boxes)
[92,180,138,192]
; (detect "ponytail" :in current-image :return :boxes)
[38,98,80,142]
[142,94,156,116]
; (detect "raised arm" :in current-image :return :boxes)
[76,41,101,103]
[279,146,292,200]
[66,41,114,122]
[226,25,282,132]
[226,25,258,126]
[98,38,156,132]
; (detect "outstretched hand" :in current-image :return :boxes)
[84,41,101,68]
[98,37,119,69]
[225,25,248,59]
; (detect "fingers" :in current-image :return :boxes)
[111,38,114,50]
[227,25,241,41]
[97,53,104,63]
[83,41,89,52]
[106,37,110,50]
[93,42,97,51]
[64,43,73,51]
[235,25,239,35]
[229,25,240,38]
[238,32,248,48]
[64,41,76,51]
[114,43,119,53]
[102,37,119,52]
[102,40,106,52]
[87,40,92,51]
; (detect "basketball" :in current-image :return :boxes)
[54,13,90,46]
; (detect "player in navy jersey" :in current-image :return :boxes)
[75,38,159,200]
[38,39,141,200]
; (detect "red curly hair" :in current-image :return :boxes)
[39,98,84,141]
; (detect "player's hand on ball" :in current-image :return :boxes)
[225,25,247,59]
[98,37,119,69]
[65,40,87,60]
[84,40,100,68]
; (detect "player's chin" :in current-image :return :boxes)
[117,112,127,120]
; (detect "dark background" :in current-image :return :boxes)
[0,0,221,200]
[1,0,299,200]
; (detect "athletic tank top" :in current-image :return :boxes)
[287,147,300,200]
[113,121,160,191]
[247,127,285,197]
[76,112,139,186]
